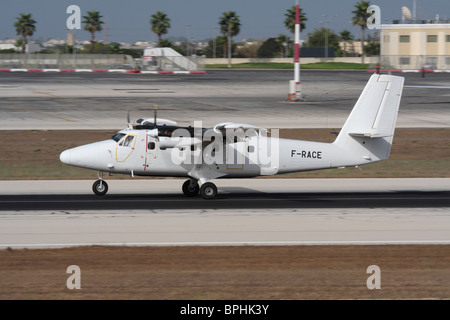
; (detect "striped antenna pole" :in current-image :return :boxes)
[288,0,302,101]
[294,0,300,86]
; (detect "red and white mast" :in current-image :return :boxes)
[288,0,302,101]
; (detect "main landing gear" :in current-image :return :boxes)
[92,172,108,196]
[182,179,218,200]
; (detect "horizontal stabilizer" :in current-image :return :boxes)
[348,132,392,138]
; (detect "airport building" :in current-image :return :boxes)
[381,21,450,70]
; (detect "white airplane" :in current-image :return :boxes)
[60,74,404,199]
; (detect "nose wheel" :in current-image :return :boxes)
[93,179,108,196]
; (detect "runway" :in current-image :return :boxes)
[1,178,449,210]
[1,70,449,130]
[1,71,449,249]
[0,179,449,248]
[1,190,449,211]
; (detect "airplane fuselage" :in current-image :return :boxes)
[60,128,384,178]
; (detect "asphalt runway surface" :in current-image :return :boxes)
[1,70,449,129]
[0,179,449,248]
[1,178,449,211]
[1,190,449,211]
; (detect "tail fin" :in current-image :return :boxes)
[334,74,404,162]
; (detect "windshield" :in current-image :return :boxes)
[111,133,126,142]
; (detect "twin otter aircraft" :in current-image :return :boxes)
[60,74,404,199]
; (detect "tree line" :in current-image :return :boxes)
[9,1,378,59]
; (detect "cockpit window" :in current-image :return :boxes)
[120,135,135,147]
[111,133,126,142]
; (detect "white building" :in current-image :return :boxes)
[381,22,450,70]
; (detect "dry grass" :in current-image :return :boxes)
[1,245,449,300]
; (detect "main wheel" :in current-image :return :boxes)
[200,182,217,200]
[182,179,199,197]
[92,180,108,196]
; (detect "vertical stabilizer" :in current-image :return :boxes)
[334,74,404,162]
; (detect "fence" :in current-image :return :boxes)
[0,53,136,70]
[373,55,450,71]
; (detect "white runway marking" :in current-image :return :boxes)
[3,240,450,249]
[405,85,450,89]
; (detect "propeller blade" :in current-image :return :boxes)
[126,108,132,129]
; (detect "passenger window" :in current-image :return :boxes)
[148,142,156,150]
[248,146,255,153]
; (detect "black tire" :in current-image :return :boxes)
[182,179,199,197]
[200,182,217,200]
[92,180,108,196]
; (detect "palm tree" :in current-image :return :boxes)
[284,6,307,34]
[83,11,104,53]
[275,34,290,57]
[352,1,371,63]
[219,11,241,67]
[150,11,171,46]
[14,13,37,53]
[339,30,354,57]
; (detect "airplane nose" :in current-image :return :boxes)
[59,149,72,164]
[59,140,114,170]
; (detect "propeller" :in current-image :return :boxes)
[126,108,132,129]
[153,104,158,128]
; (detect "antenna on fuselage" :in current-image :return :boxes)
[153,104,158,128]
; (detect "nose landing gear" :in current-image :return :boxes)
[93,180,108,196]
[93,171,108,196]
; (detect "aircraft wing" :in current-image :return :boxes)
[212,122,267,135]
[137,118,178,126]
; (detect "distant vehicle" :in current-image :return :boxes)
[60,74,404,199]
[422,64,436,70]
